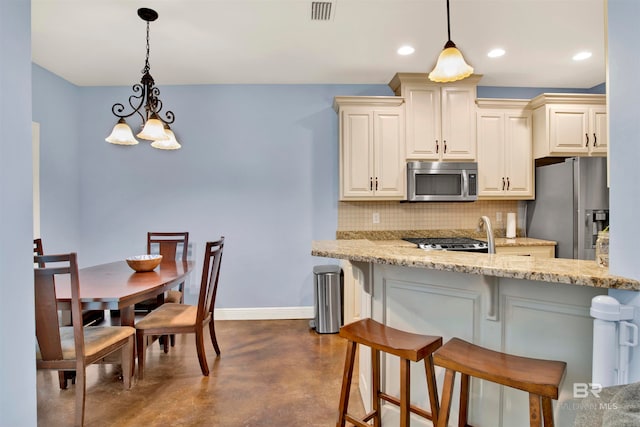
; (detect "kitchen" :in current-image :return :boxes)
[3,0,640,426]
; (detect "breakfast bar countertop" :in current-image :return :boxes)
[311,239,640,291]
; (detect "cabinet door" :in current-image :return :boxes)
[504,112,533,197]
[374,109,406,198]
[476,112,506,197]
[590,106,608,155]
[548,106,590,154]
[441,86,477,160]
[404,85,440,159]
[340,108,374,198]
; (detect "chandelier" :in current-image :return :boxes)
[428,0,474,83]
[105,8,181,150]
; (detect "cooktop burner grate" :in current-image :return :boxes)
[402,237,488,252]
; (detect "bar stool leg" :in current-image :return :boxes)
[337,341,357,427]
[437,368,456,427]
[459,373,470,427]
[399,358,411,426]
[542,397,554,427]
[528,393,542,427]
[372,349,381,427]
[424,354,439,426]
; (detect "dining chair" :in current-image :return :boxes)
[135,237,224,379]
[35,252,135,427]
[136,231,190,351]
[147,231,190,304]
[34,238,68,389]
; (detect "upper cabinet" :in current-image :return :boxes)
[476,99,534,199]
[333,96,406,201]
[389,73,482,161]
[529,93,607,159]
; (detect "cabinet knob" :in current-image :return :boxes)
[585,133,589,147]
[593,133,597,147]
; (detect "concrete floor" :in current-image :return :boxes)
[36,319,365,426]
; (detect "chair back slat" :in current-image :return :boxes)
[196,238,224,321]
[34,253,85,363]
[147,232,189,261]
[34,271,63,360]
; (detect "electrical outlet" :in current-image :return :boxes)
[373,212,380,224]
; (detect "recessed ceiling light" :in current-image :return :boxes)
[488,48,505,58]
[573,51,592,61]
[397,45,415,56]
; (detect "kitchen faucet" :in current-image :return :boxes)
[478,216,496,254]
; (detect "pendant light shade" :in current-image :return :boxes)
[105,118,139,145]
[428,0,474,83]
[429,40,474,83]
[136,113,170,141]
[151,125,182,150]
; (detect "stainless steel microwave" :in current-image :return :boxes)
[407,161,478,202]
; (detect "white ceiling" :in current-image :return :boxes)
[31,0,606,88]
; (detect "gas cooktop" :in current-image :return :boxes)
[402,237,489,252]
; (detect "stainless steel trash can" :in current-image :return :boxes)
[310,265,343,334]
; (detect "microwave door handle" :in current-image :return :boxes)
[462,170,469,198]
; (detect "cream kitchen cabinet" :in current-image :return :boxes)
[333,96,406,200]
[388,73,482,161]
[530,93,607,159]
[476,99,533,199]
[495,245,555,258]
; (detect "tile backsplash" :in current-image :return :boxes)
[338,200,524,234]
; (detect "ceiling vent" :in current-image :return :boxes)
[311,1,334,21]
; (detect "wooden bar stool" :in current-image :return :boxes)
[433,338,567,427]
[336,318,442,427]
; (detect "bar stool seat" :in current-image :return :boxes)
[336,318,442,427]
[433,338,567,427]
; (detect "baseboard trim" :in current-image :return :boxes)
[214,306,314,320]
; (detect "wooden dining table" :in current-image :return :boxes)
[55,259,195,327]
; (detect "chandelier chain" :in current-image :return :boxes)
[143,20,151,75]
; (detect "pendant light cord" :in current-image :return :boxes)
[446,0,451,42]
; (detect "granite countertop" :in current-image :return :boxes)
[335,230,557,247]
[311,239,640,291]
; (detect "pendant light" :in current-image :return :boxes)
[151,124,182,150]
[428,0,474,83]
[105,8,181,150]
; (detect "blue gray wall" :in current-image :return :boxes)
[608,0,640,280]
[33,69,393,308]
[0,0,36,425]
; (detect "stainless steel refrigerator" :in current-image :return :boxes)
[526,157,609,260]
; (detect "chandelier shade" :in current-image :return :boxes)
[428,0,474,83]
[151,125,182,150]
[105,118,139,145]
[106,8,180,149]
[136,113,170,141]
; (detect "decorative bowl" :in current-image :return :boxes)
[126,254,163,272]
